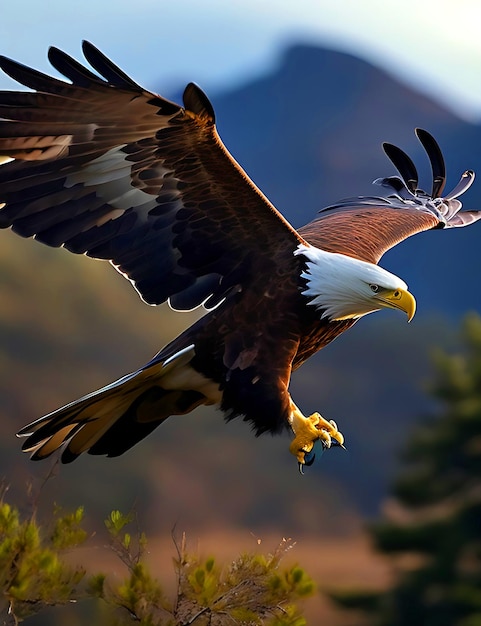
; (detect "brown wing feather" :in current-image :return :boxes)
[299,130,479,264]
[298,206,439,264]
[0,42,303,309]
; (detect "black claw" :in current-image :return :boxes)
[296,438,346,474]
[329,439,344,449]
[297,445,318,474]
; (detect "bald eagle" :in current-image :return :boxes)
[0,43,479,472]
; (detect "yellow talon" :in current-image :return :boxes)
[288,403,345,468]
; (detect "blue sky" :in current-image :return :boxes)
[1,0,481,120]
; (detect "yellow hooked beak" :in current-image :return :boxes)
[377,287,416,322]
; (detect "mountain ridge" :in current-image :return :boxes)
[202,43,481,316]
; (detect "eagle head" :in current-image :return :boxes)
[295,244,416,322]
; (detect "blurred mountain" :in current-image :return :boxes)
[209,44,481,316]
[0,42,480,536]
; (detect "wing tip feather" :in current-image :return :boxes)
[183,83,215,122]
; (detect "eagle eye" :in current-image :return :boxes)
[369,284,379,293]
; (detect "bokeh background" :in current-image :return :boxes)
[1,1,481,622]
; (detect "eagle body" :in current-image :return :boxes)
[48,245,355,462]
[0,42,480,469]
[159,252,355,433]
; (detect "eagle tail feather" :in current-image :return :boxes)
[17,346,208,463]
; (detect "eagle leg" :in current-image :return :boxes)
[288,401,345,472]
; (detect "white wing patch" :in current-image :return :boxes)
[65,145,158,212]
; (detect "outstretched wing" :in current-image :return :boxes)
[299,129,480,263]
[0,42,303,310]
